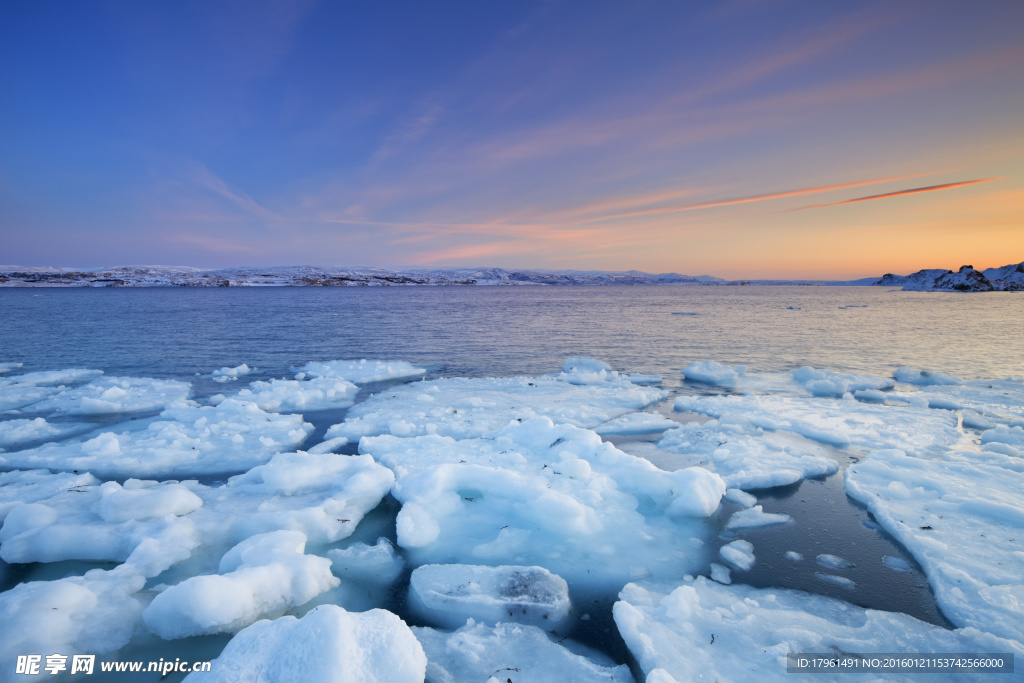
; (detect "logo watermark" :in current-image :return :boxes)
[16,654,212,676]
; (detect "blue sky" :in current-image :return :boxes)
[1,0,1022,278]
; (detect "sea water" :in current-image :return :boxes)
[1,285,1022,677]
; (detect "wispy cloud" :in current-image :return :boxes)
[790,178,1001,211]
[576,173,937,223]
[188,162,281,221]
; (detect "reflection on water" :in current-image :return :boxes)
[1,286,1021,381]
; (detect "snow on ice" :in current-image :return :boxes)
[0,398,313,478]
[846,447,1024,643]
[409,564,571,631]
[614,577,1023,683]
[360,417,724,592]
[413,620,632,683]
[326,362,667,441]
[143,530,339,638]
[294,359,426,384]
[183,605,427,683]
[3,356,1024,680]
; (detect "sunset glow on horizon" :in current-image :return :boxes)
[1,1,1022,279]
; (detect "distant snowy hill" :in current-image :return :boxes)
[875,261,1024,292]
[4,263,1019,288]
[0,265,727,288]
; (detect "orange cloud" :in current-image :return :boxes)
[578,172,936,223]
[791,177,1001,211]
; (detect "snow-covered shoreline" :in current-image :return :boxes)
[3,261,1021,290]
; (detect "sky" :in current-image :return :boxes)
[1,0,1022,279]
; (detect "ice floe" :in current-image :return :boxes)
[294,358,426,384]
[143,530,339,639]
[183,604,426,683]
[0,369,104,412]
[326,366,667,441]
[25,376,191,415]
[846,447,1024,643]
[0,564,146,664]
[0,398,313,478]
[883,556,912,572]
[725,505,791,530]
[681,360,746,388]
[593,411,678,436]
[816,554,854,570]
[413,620,632,683]
[653,417,838,489]
[0,417,90,451]
[0,452,394,573]
[674,393,959,454]
[235,376,358,413]
[209,363,252,382]
[614,577,1023,683]
[719,540,755,571]
[328,538,404,584]
[410,564,571,632]
[360,417,724,591]
[0,469,101,521]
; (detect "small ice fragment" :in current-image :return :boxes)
[724,488,757,508]
[306,436,349,455]
[815,572,856,590]
[862,519,880,531]
[409,564,571,632]
[725,505,791,530]
[894,367,963,386]
[709,562,732,584]
[854,389,888,403]
[816,554,855,570]
[627,373,662,385]
[328,538,404,583]
[785,551,803,562]
[719,540,755,571]
[210,364,252,382]
[681,360,746,389]
[883,556,912,572]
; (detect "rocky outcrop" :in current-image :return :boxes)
[875,261,1024,292]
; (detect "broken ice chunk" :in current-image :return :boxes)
[719,540,755,571]
[183,604,426,682]
[725,505,791,530]
[409,564,571,632]
[681,360,746,388]
[143,530,339,639]
[412,620,632,683]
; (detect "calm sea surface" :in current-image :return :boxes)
[1,285,1022,674]
[2,285,1022,381]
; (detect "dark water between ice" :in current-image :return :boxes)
[1,285,1022,678]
